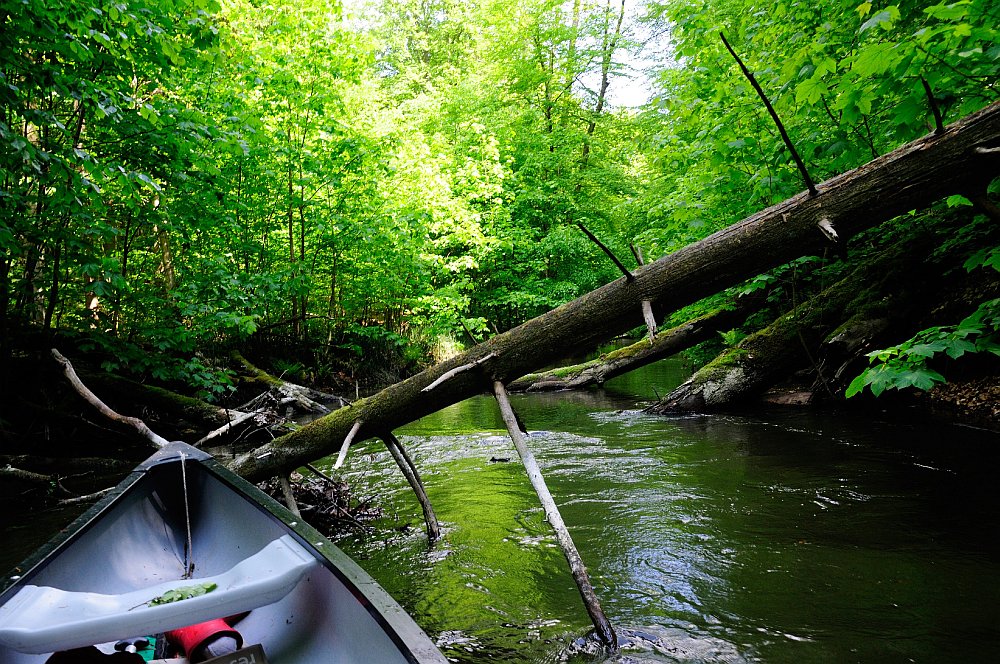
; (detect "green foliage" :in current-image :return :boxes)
[845,300,1000,397]
[636,0,999,257]
[1,0,996,392]
[847,254,1000,398]
[147,582,218,607]
[719,328,747,347]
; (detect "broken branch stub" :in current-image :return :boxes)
[333,420,363,469]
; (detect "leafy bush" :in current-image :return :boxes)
[847,244,1000,398]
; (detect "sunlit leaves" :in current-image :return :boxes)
[859,5,900,33]
[851,42,901,77]
[923,1,971,21]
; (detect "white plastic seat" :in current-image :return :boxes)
[0,535,317,654]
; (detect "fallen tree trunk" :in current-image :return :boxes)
[508,296,762,392]
[651,209,1000,412]
[231,102,1000,482]
[650,243,911,412]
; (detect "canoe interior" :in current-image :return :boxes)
[0,445,444,663]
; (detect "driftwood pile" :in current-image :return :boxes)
[256,472,380,536]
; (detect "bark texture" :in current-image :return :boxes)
[508,297,761,392]
[651,211,1000,412]
[230,103,1000,481]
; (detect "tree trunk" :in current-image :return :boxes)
[229,102,1000,482]
[508,296,761,392]
[651,209,1000,412]
[649,245,906,412]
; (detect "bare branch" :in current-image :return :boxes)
[381,432,440,544]
[576,223,634,281]
[921,77,945,135]
[492,380,617,651]
[422,352,497,392]
[333,419,363,469]
[720,32,817,196]
[51,348,170,449]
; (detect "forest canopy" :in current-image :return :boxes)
[1,0,997,400]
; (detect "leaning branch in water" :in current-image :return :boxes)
[492,380,618,650]
[380,432,441,544]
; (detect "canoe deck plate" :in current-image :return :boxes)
[202,643,269,664]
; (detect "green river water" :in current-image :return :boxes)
[322,359,1000,662]
[3,359,999,662]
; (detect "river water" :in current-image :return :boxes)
[322,359,1000,662]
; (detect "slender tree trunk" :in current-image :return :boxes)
[579,0,625,171]
[565,0,582,95]
[43,239,60,329]
[0,250,10,383]
[154,225,175,292]
[287,129,300,337]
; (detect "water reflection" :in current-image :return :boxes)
[325,359,1000,662]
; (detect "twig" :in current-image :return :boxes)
[641,301,658,341]
[628,243,643,266]
[492,380,618,651]
[51,348,171,449]
[422,352,497,392]
[720,32,817,196]
[302,466,366,527]
[279,474,302,518]
[194,409,259,447]
[630,245,657,340]
[459,318,480,345]
[921,77,945,135]
[305,463,339,485]
[59,487,114,505]
[333,419,363,469]
[576,223,634,281]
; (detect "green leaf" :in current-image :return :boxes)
[906,341,946,358]
[859,6,899,33]
[964,248,1000,273]
[796,76,827,105]
[814,57,837,77]
[845,372,869,398]
[146,582,218,607]
[943,339,976,359]
[924,2,971,21]
[852,43,899,76]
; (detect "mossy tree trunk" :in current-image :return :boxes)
[507,296,762,392]
[649,212,999,412]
